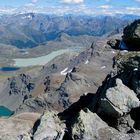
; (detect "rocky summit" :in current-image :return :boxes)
[123,19,140,50]
[1,15,140,140]
[107,19,140,51]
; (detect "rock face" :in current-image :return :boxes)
[71,109,121,140]
[33,111,66,140]
[0,73,35,110]
[107,39,120,49]
[113,52,140,97]
[8,74,34,95]
[123,19,140,50]
[2,19,140,139]
[17,37,116,113]
[0,14,130,48]
[98,78,140,118]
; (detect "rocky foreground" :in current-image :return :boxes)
[1,20,140,140]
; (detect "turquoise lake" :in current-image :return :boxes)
[0,106,14,117]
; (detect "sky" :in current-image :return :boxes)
[0,0,140,15]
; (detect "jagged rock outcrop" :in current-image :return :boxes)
[17,38,116,113]
[7,74,35,96]
[107,39,120,49]
[2,19,140,139]
[0,73,35,110]
[33,111,66,140]
[107,19,140,51]
[97,78,140,118]
[1,47,140,140]
[90,51,140,133]
[123,19,140,50]
[71,109,125,140]
[113,52,140,97]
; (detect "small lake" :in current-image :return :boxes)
[0,67,20,72]
[0,106,14,117]
[13,47,82,67]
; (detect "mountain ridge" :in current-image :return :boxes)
[0,13,138,48]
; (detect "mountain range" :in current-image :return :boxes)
[0,13,139,48]
[1,12,140,139]
[1,18,140,139]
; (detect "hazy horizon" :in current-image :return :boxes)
[0,0,140,15]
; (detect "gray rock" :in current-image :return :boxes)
[112,52,140,97]
[131,72,140,96]
[33,111,66,140]
[72,109,127,140]
[107,39,120,49]
[0,73,35,111]
[117,115,135,133]
[98,79,140,118]
[123,19,140,50]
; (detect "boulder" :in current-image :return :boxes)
[113,52,140,97]
[71,109,127,140]
[123,19,140,50]
[116,115,135,133]
[107,39,120,49]
[33,111,66,140]
[97,79,140,118]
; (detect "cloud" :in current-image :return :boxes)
[125,7,140,14]
[25,3,35,7]
[1,0,140,16]
[32,0,38,3]
[3,5,140,16]
[98,5,112,9]
[0,6,16,14]
[63,0,84,4]
[25,0,39,7]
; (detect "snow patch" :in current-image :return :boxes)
[101,66,106,69]
[68,69,72,73]
[61,68,68,75]
[21,16,26,19]
[134,68,138,71]
[85,60,89,64]
[122,50,128,53]
[84,92,88,96]
[23,51,29,55]
[60,68,73,75]
[112,50,116,54]
[27,15,32,19]
[21,15,32,20]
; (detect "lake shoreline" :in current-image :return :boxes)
[13,47,82,67]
